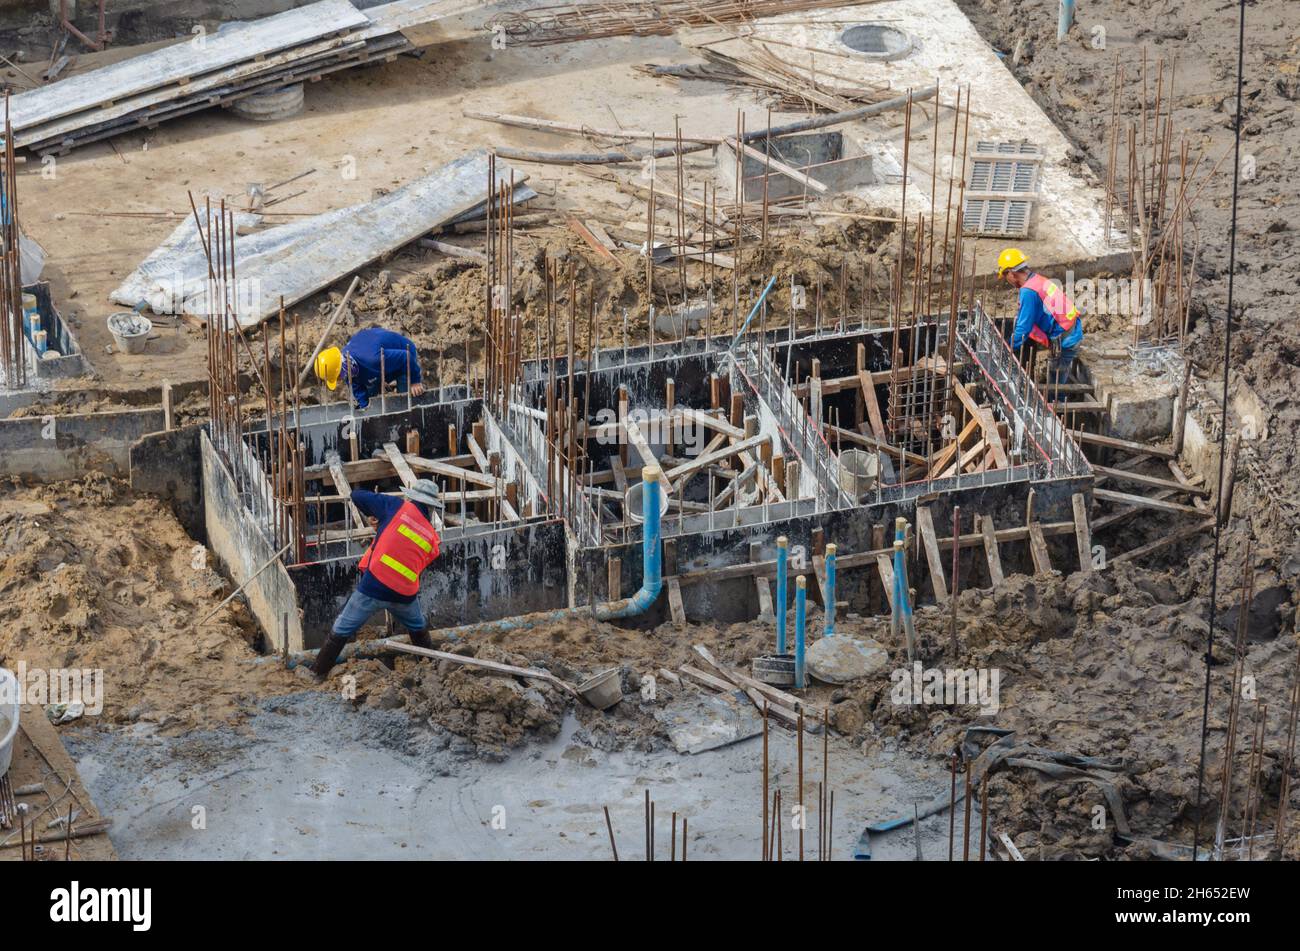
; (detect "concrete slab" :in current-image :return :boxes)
[1086,352,1178,443]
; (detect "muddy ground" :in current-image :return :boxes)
[957,0,1300,575]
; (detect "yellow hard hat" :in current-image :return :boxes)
[315,346,342,390]
[997,247,1027,277]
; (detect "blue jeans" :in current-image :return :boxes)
[331,590,426,641]
[1050,345,1078,386]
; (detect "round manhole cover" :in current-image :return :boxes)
[840,23,914,61]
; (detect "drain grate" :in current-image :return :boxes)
[963,141,1041,238]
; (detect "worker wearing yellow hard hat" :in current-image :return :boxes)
[997,247,1083,386]
[313,328,426,409]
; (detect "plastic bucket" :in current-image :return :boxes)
[0,668,19,779]
[838,449,878,496]
[107,312,152,354]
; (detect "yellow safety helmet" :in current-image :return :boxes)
[315,346,342,390]
[997,247,1027,277]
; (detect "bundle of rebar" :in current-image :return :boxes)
[499,0,882,46]
[190,195,306,564]
[1103,52,1220,348]
[0,95,27,391]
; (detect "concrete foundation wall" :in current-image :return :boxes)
[0,406,164,480]
[583,476,1089,627]
[201,429,303,651]
[289,519,571,648]
[130,422,205,538]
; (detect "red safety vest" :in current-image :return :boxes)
[1023,272,1080,346]
[358,501,440,596]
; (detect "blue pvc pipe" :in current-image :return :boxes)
[1058,0,1076,41]
[593,466,662,619]
[794,576,807,689]
[775,536,789,653]
[723,275,779,359]
[290,466,666,665]
[823,543,837,637]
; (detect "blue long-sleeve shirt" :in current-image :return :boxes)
[343,328,422,409]
[352,489,434,603]
[1011,283,1084,350]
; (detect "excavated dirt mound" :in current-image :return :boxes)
[0,475,298,732]
[821,566,1299,859]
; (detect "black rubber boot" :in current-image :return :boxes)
[309,634,349,682]
[407,628,434,650]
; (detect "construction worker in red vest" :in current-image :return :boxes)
[997,248,1084,386]
[310,478,443,681]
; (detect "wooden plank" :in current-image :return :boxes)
[382,442,418,487]
[1,705,117,861]
[927,417,980,478]
[1049,400,1106,412]
[8,0,370,132]
[727,136,829,193]
[677,406,746,441]
[916,505,948,603]
[692,646,825,719]
[1111,518,1216,564]
[607,557,621,600]
[624,418,657,467]
[1093,464,1210,497]
[755,576,774,620]
[876,553,896,612]
[980,515,1005,586]
[1072,492,1093,571]
[328,459,368,530]
[953,381,1009,469]
[667,577,686,625]
[1027,521,1052,575]
[662,432,767,488]
[382,640,582,699]
[1068,429,1176,459]
[404,454,497,488]
[858,369,888,441]
[1093,488,1206,516]
[679,664,740,695]
[609,454,629,492]
[568,217,621,264]
[979,409,1010,469]
[420,237,488,262]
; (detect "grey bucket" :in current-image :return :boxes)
[838,449,878,496]
[107,312,152,354]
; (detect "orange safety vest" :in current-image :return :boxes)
[358,501,440,596]
[1023,272,1080,346]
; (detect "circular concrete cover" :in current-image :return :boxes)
[840,23,914,61]
[807,636,889,685]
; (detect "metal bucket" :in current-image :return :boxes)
[578,668,623,710]
[838,449,878,496]
[625,479,668,524]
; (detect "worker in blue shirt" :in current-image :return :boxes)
[997,248,1084,386]
[313,327,426,409]
[309,478,444,681]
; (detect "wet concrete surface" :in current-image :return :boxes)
[66,692,960,860]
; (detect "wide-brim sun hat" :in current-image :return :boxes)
[402,478,445,509]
